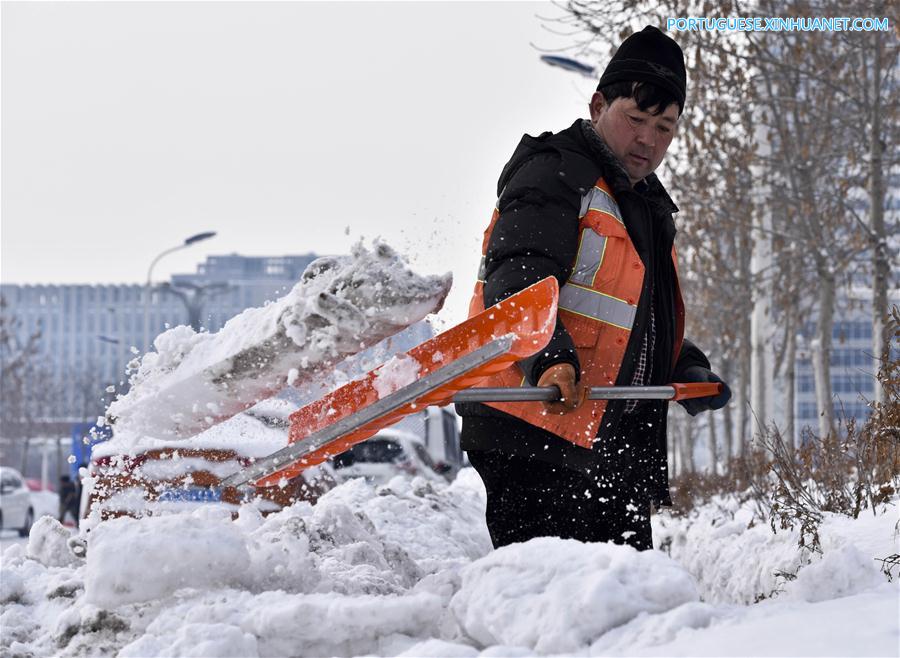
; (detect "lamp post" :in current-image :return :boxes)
[98,329,123,393]
[106,304,125,386]
[158,281,235,331]
[143,231,217,353]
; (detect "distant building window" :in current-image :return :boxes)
[833,321,871,342]
[835,401,872,422]
[831,348,873,368]
[797,402,818,420]
[803,321,875,342]
[798,399,873,425]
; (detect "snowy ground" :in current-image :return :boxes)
[2,470,897,657]
[0,531,28,551]
[5,242,895,656]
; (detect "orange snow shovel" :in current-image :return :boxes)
[220,276,720,491]
[223,276,560,488]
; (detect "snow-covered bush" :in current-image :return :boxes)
[761,332,900,554]
[670,330,899,560]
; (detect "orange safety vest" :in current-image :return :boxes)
[468,177,685,450]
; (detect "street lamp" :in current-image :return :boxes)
[143,231,217,352]
[158,281,235,332]
[105,305,125,387]
[539,54,596,78]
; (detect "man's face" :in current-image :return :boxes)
[589,92,679,185]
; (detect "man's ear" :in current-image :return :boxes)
[589,92,608,128]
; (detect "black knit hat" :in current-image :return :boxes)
[597,26,686,110]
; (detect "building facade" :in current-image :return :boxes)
[794,288,899,433]
[1,253,318,423]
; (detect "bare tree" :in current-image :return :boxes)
[707,413,719,475]
[742,0,896,435]
[0,297,58,438]
[72,360,110,426]
[824,0,900,403]
[1,297,61,473]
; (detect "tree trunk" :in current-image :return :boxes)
[669,416,680,479]
[708,414,719,475]
[736,215,754,456]
[869,28,890,403]
[784,302,798,453]
[736,314,753,455]
[723,399,734,471]
[750,245,775,435]
[750,121,775,434]
[813,268,836,437]
[721,361,735,472]
[682,418,696,475]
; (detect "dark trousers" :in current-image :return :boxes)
[466,449,653,550]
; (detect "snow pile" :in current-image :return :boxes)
[1,473,490,657]
[106,241,451,444]
[84,510,250,607]
[320,469,492,574]
[2,473,897,657]
[26,516,82,568]
[450,538,699,653]
[786,543,885,603]
[653,495,898,605]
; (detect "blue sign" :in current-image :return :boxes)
[69,423,113,479]
[157,487,224,503]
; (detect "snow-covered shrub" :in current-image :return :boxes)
[666,447,771,518]
[760,324,900,554]
[669,315,899,558]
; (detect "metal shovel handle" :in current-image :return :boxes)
[451,382,721,403]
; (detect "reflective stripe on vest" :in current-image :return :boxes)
[579,186,624,224]
[559,282,637,330]
[569,229,607,287]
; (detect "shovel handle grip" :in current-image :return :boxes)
[452,383,723,403]
[670,382,723,401]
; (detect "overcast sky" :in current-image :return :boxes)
[2,1,615,322]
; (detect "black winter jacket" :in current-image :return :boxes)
[456,119,709,505]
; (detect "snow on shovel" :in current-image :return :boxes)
[106,241,451,442]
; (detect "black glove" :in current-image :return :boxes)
[678,366,732,416]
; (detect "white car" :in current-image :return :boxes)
[331,430,452,485]
[0,467,35,536]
